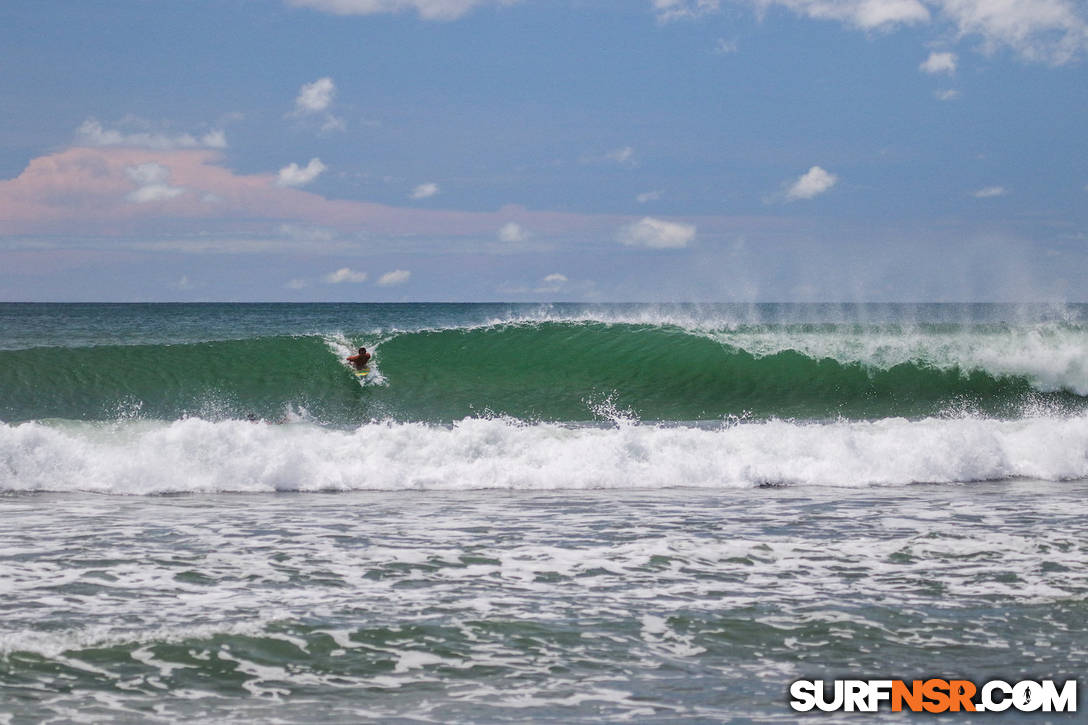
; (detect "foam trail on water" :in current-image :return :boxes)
[323,332,387,386]
[2,415,1086,494]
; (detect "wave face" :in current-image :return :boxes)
[2,303,1087,492]
[0,335,356,423]
[369,320,1086,422]
[2,305,1087,423]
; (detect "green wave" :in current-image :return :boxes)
[1,322,1084,424]
[0,336,356,423]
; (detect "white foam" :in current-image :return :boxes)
[707,323,1088,395]
[1,414,1086,494]
[322,332,388,386]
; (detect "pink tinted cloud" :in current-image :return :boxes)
[0,146,612,240]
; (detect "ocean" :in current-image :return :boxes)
[1,302,1086,722]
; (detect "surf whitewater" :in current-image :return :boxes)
[2,302,1087,492]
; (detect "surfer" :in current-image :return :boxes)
[347,347,371,370]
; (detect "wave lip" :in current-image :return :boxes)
[2,415,1086,495]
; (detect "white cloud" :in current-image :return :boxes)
[277,158,327,187]
[320,115,347,133]
[935,88,961,100]
[280,224,338,243]
[713,37,739,53]
[936,0,1088,65]
[295,77,335,113]
[920,50,958,73]
[786,165,838,200]
[581,146,637,166]
[753,0,930,31]
[654,0,720,22]
[324,267,368,283]
[617,217,696,249]
[972,185,1008,197]
[743,0,1088,63]
[200,129,228,148]
[636,190,663,203]
[124,163,185,203]
[286,0,513,21]
[535,273,569,293]
[127,185,186,203]
[126,162,171,187]
[606,146,636,165]
[498,222,529,242]
[290,77,345,132]
[78,118,227,150]
[410,182,440,199]
[377,269,411,286]
[285,278,310,290]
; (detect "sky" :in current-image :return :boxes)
[1,0,1086,302]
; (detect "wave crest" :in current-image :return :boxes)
[3,415,1087,494]
[2,316,1086,423]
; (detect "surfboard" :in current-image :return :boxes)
[354,368,369,378]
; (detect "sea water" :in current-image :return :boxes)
[1,303,1086,722]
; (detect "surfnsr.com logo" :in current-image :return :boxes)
[789,679,1077,713]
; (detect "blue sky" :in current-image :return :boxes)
[1,0,1086,301]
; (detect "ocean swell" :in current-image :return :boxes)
[2,319,1087,423]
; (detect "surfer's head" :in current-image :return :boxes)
[359,347,367,354]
